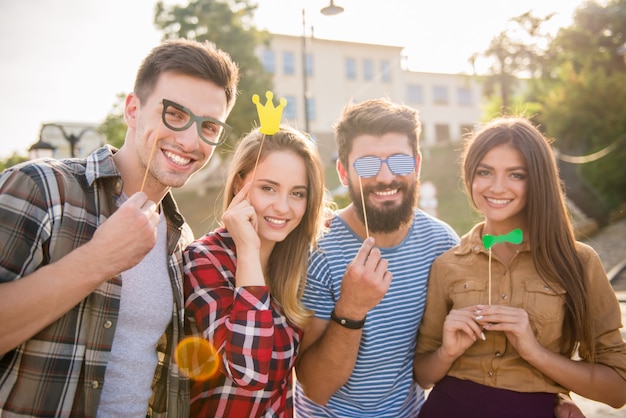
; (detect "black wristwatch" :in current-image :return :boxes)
[330,308,366,329]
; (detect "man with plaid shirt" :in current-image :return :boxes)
[0,39,239,417]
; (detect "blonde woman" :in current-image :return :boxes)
[184,126,329,417]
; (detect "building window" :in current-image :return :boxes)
[380,60,391,82]
[305,53,314,77]
[435,124,451,142]
[345,57,357,80]
[283,95,297,119]
[458,87,473,106]
[363,59,374,81]
[433,86,449,105]
[406,84,424,104]
[261,50,275,73]
[283,51,295,75]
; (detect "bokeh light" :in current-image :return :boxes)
[175,336,220,381]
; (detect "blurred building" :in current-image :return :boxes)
[257,34,483,164]
[178,35,486,236]
[36,122,105,159]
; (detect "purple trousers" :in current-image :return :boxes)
[419,376,557,418]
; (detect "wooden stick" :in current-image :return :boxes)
[140,120,162,193]
[488,248,492,305]
[358,176,369,238]
[246,134,266,199]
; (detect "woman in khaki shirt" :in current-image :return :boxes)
[414,117,626,418]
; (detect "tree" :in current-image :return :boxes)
[548,0,626,74]
[154,0,274,152]
[478,11,556,113]
[537,0,626,208]
[99,92,127,149]
[472,0,626,211]
[539,64,626,210]
[0,153,28,172]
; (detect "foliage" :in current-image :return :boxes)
[419,145,478,235]
[548,0,626,74]
[476,0,626,211]
[540,66,626,206]
[154,0,275,153]
[0,153,28,172]
[99,92,127,149]
[480,85,543,122]
[478,11,556,111]
[535,0,626,208]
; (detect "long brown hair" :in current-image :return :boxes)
[461,117,594,361]
[223,126,328,328]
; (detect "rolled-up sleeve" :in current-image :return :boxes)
[580,244,626,380]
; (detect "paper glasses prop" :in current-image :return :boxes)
[352,154,416,238]
[140,99,232,192]
[482,228,523,305]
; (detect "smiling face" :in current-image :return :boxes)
[339,132,420,233]
[471,143,528,234]
[122,71,229,197]
[242,150,308,248]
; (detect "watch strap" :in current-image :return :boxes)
[330,308,366,329]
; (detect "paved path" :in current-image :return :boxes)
[572,217,626,417]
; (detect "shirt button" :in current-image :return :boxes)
[544,285,551,291]
[91,380,99,389]
[474,245,481,252]
[488,371,494,377]
[501,293,508,300]
[464,283,469,289]
[495,351,501,357]
[103,320,113,329]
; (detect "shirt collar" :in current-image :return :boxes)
[85,145,121,187]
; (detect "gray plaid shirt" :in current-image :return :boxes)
[0,145,191,417]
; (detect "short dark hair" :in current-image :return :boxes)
[334,98,421,167]
[133,39,239,112]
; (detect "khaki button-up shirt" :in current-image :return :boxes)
[416,223,626,394]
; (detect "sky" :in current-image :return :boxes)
[0,0,587,159]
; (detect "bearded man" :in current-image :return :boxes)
[293,99,459,418]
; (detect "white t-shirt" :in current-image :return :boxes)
[98,205,173,417]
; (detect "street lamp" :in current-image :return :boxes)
[28,131,56,160]
[302,8,311,134]
[41,123,102,158]
[321,0,344,16]
[302,1,344,133]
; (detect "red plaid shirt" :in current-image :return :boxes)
[184,228,302,418]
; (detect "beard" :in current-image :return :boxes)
[348,175,419,233]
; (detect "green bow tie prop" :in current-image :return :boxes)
[482,228,523,250]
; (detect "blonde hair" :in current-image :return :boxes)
[223,126,329,328]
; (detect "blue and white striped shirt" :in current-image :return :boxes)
[295,209,459,417]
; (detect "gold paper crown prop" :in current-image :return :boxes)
[252,91,287,135]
